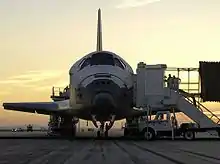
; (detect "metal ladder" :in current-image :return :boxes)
[179,89,220,124]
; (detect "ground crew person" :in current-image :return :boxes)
[173,76,181,90]
[62,85,70,98]
[171,116,178,128]
[172,75,176,89]
[167,74,173,88]
[171,115,177,140]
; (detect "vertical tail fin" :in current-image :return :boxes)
[96,8,102,51]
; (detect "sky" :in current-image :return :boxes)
[0,0,220,127]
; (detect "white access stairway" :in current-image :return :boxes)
[166,88,220,128]
[135,62,220,129]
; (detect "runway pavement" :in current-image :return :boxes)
[0,129,219,164]
[0,138,220,164]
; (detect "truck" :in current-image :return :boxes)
[123,110,220,140]
[27,124,33,132]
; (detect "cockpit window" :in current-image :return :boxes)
[114,58,125,69]
[79,53,127,70]
[120,60,126,68]
[91,53,114,66]
[80,57,91,69]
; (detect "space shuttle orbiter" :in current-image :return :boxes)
[3,9,145,136]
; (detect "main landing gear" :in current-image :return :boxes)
[47,115,78,137]
[59,117,77,137]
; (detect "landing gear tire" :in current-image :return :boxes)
[59,119,76,138]
[104,131,108,137]
[124,129,128,137]
[71,125,76,137]
[183,131,195,140]
[143,129,155,141]
[123,128,132,138]
[97,131,101,138]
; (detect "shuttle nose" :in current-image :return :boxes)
[92,92,115,107]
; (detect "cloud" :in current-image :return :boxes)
[34,86,54,91]
[0,70,66,89]
[116,0,161,9]
[53,79,68,88]
[34,74,69,91]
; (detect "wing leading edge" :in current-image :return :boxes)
[2,100,71,115]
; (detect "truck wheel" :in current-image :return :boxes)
[183,131,195,140]
[143,129,155,141]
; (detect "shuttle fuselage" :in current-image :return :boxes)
[69,51,134,121]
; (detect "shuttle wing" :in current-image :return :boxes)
[2,100,71,115]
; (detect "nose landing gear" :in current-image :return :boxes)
[97,121,107,138]
[95,115,116,138]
